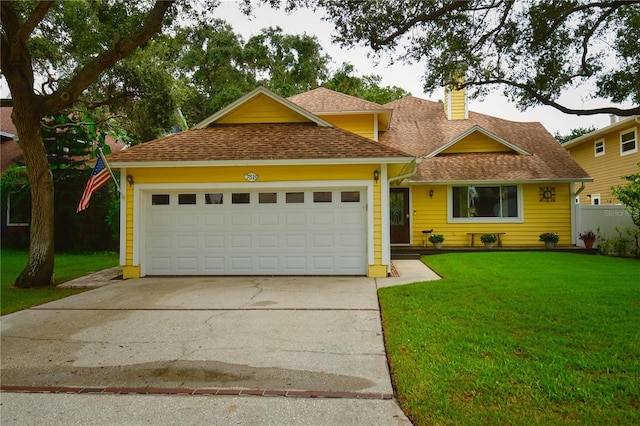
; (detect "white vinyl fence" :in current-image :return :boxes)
[573,204,636,247]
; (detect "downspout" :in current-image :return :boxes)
[388,158,421,185]
[572,181,587,246]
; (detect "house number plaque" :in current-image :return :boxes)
[244,172,259,182]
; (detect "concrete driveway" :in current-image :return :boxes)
[1,276,416,425]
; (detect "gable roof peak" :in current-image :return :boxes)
[288,87,389,113]
[193,86,333,129]
[427,124,531,158]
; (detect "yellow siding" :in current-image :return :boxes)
[128,164,379,184]
[317,114,376,140]
[447,88,467,120]
[568,125,639,204]
[410,183,573,247]
[373,183,382,264]
[216,94,310,124]
[441,132,514,154]
[125,184,134,264]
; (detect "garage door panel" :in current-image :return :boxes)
[149,257,172,273]
[285,257,307,271]
[204,235,224,248]
[257,256,279,271]
[341,234,364,247]
[145,189,366,275]
[284,212,307,226]
[176,213,199,227]
[313,257,335,271]
[176,257,198,272]
[313,235,334,247]
[149,213,172,227]
[230,235,252,248]
[148,235,172,249]
[204,213,225,226]
[230,257,252,271]
[285,234,307,248]
[257,213,279,226]
[176,235,199,249]
[311,211,334,225]
[232,213,252,226]
[257,234,279,248]
[340,211,363,225]
[203,257,225,272]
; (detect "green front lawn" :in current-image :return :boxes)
[1,249,118,315]
[380,252,640,425]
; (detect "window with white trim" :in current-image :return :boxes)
[6,192,30,225]
[591,194,601,206]
[620,129,637,156]
[594,139,605,157]
[451,185,520,221]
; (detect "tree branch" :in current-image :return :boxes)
[480,78,640,116]
[42,0,175,114]
[370,1,471,49]
[16,0,55,43]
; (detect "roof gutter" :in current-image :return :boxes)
[388,158,421,185]
[574,181,586,197]
[562,115,640,148]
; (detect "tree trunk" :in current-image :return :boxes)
[13,108,55,288]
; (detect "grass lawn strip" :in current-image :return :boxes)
[379,252,640,425]
[1,249,118,315]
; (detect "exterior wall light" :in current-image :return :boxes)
[373,170,380,182]
[429,189,434,198]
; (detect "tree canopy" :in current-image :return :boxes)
[612,163,640,228]
[308,0,640,116]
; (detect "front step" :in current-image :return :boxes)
[391,252,421,260]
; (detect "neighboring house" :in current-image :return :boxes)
[1,103,29,239]
[1,103,23,173]
[563,115,640,205]
[108,86,591,279]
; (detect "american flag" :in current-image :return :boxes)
[77,154,112,213]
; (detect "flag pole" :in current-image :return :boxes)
[98,147,120,193]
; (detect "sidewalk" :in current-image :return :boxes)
[377,260,441,288]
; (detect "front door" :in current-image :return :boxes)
[390,188,410,244]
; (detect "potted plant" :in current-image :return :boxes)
[429,234,445,249]
[539,232,559,249]
[579,230,596,249]
[480,233,497,249]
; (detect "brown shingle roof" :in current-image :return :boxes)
[380,97,591,182]
[107,123,413,165]
[288,87,388,112]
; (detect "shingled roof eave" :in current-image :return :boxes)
[405,176,594,184]
[108,156,417,169]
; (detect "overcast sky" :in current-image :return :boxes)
[215,1,629,136]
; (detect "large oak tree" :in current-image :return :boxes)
[304,0,640,116]
[1,0,177,287]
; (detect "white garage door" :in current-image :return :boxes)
[144,188,367,275]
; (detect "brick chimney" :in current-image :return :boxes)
[444,77,468,120]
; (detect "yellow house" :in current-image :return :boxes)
[108,87,416,278]
[563,116,640,205]
[291,87,592,249]
[108,85,593,279]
